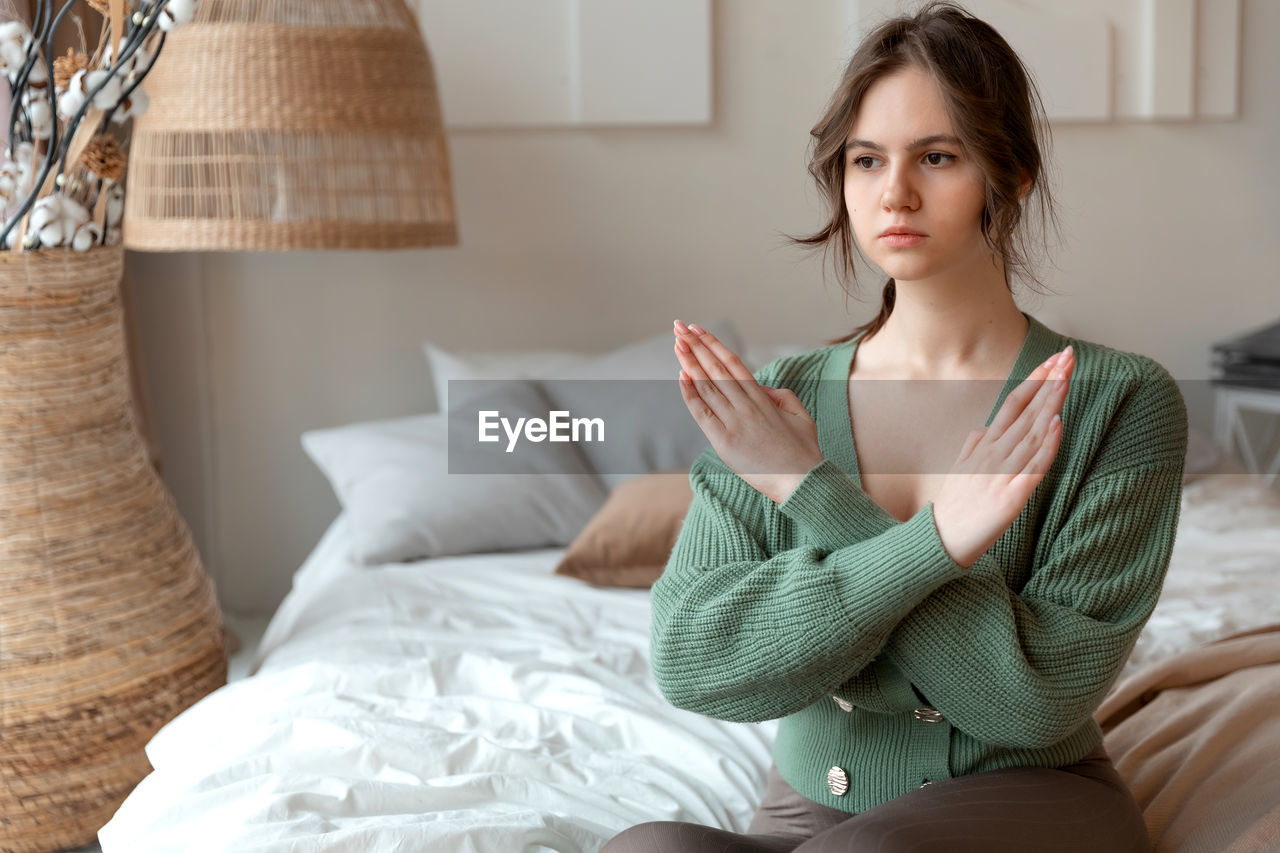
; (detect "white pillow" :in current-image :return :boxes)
[302,381,607,564]
[424,323,745,491]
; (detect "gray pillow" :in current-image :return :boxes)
[302,381,607,564]
[535,325,745,490]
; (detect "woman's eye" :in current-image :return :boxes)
[924,152,956,166]
[851,156,878,170]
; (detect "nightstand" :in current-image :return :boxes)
[1213,384,1280,488]
[1211,319,1280,488]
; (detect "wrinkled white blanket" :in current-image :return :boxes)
[99,516,777,852]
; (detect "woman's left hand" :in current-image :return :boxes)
[674,320,824,504]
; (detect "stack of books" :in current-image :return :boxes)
[1212,318,1280,390]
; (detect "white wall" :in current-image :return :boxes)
[128,0,1280,617]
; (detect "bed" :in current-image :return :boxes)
[97,334,1280,852]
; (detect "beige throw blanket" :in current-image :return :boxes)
[1097,622,1280,853]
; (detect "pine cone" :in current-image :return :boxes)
[78,134,127,181]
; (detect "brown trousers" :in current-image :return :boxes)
[601,743,1151,852]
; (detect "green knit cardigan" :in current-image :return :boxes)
[650,313,1188,813]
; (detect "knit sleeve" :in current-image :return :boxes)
[648,451,968,724]
[880,364,1189,749]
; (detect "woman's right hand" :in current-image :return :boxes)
[931,346,1075,569]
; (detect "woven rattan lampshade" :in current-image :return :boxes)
[123,0,457,251]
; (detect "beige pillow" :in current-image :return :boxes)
[554,470,693,588]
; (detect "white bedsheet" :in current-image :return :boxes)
[1119,473,1280,681]
[99,518,777,852]
[99,473,1280,852]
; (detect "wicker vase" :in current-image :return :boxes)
[0,246,227,853]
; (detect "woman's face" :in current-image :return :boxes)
[842,65,991,284]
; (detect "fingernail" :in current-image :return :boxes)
[689,323,706,335]
[1063,344,1073,359]
[674,319,689,333]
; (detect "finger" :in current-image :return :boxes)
[675,341,734,419]
[958,427,986,462]
[1018,412,1062,479]
[673,333,735,408]
[986,349,1069,437]
[988,348,1070,435]
[677,369,724,437]
[994,357,1072,462]
[681,330,756,409]
[762,386,807,418]
[1002,400,1061,475]
[685,325,756,383]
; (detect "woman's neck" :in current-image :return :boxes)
[861,257,1029,380]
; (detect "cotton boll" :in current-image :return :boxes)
[112,86,149,123]
[0,23,29,73]
[103,42,149,79]
[30,192,88,248]
[72,221,101,251]
[29,195,59,230]
[27,97,52,140]
[26,58,47,85]
[130,45,151,74]
[0,42,22,69]
[0,21,27,42]
[59,194,90,228]
[0,162,17,206]
[101,42,124,75]
[38,219,67,247]
[30,194,63,246]
[58,69,88,120]
[15,141,35,182]
[105,184,125,226]
[159,0,199,31]
[85,69,122,110]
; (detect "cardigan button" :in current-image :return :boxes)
[832,695,853,712]
[826,766,850,796]
[912,707,945,723]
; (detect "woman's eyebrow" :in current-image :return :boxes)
[843,134,962,152]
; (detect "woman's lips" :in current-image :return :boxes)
[880,233,926,247]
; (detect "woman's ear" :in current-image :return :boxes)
[1017,175,1033,201]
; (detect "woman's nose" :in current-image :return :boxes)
[880,166,919,211]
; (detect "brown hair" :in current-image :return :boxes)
[791,1,1060,346]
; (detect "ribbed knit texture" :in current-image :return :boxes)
[650,313,1188,814]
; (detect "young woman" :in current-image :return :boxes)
[603,3,1185,852]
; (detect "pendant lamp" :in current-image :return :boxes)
[123,0,458,251]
